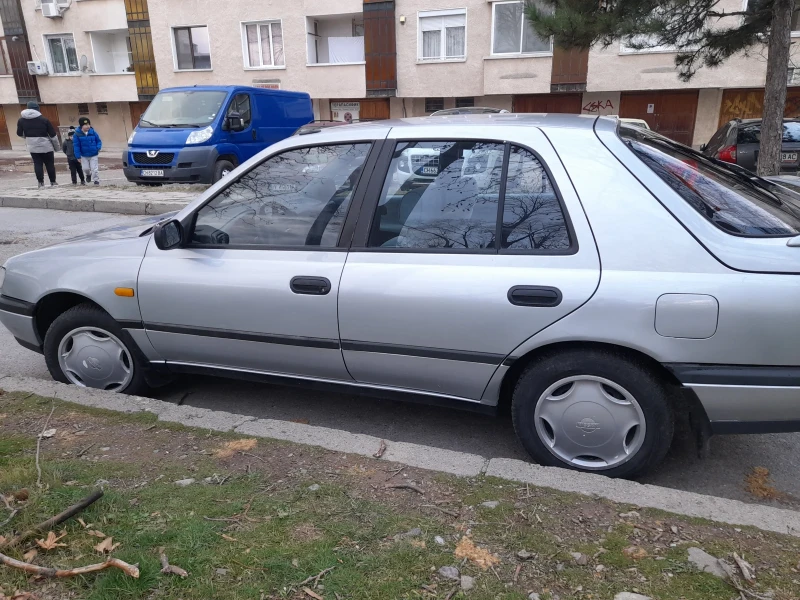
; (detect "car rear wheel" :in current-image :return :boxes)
[213,160,234,183]
[511,349,674,479]
[44,304,149,395]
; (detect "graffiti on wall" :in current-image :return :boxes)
[582,99,615,113]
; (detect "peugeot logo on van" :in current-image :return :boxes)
[146,150,159,158]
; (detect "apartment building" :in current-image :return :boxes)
[0,0,797,151]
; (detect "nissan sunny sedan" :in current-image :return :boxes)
[3,114,800,479]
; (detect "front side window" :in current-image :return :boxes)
[419,9,466,61]
[226,94,251,127]
[173,26,211,70]
[244,21,285,68]
[492,1,551,55]
[46,34,79,74]
[192,144,371,247]
[622,125,800,236]
[139,90,227,127]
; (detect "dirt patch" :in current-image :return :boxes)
[746,467,784,500]
[292,523,323,542]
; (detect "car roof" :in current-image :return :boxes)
[321,113,603,132]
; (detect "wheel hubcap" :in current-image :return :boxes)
[57,327,133,392]
[534,375,646,470]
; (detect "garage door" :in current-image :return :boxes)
[513,94,582,113]
[0,106,10,150]
[620,90,698,146]
[718,88,800,127]
[336,98,390,121]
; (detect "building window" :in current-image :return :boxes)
[173,26,211,70]
[77,103,89,115]
[90,30,133,74]
[425,98,444,113]
[456,97,475,108]
[491,1,551,55]
[46,34,79,74]
[418,9,466,61]
[242,21,285,68]
[96,102,108,115]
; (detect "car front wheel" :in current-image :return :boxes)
[511,349,674,479]
[44,304,149,395]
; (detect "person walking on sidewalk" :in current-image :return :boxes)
[74,116,102,186]
[62,129,85,185]
[16,101,60,189]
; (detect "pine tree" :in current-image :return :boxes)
[526,0,795,176]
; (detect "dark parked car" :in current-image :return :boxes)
[702,118,800,173]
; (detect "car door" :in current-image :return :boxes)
[224,93,259,161]
[137,140,377,380]
[337,127,601,402]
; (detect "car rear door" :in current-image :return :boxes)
[137,137,382,380]
[337,125,601,403]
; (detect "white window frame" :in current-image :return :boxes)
[490,0,553,57]
[619,35,679,54]
[240,19,286,70]
[417,8,467,63]
[171,25,213,72]
[44,32,80,76]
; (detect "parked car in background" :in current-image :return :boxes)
[702,118,800,173]
[5,115,800,479]
[124,85,313,185]
[431,107,510,116]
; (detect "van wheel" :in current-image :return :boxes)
[511,349,674,479]
[43,304,149,396]
[213,160,235,183]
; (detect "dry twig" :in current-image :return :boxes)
[302,587,323,600]
[384,466,406,481]
[0,551,138,578]
[422,504,459,518]
[0,510,19,530]
[159,547,188,578]
[384,482,424,495]
[298,566,335,587]
[373,440,387,458]
[0,489,103,550]
[444,586,460,600]
[76,442,97,458]
[35,403,56,489]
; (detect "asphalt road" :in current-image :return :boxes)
[1,207,799,510]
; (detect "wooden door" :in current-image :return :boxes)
[718,88,800,127]
[551,47,588,86]
[0,105,10,150]
[338,97,390,121]
[513,94,582,113]
[619,91,698,145]
[364,0,397,91]
[129,101,150,128]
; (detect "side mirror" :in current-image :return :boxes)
[699,143,707,152]
[153,219,183,250]
[226,112,245,132]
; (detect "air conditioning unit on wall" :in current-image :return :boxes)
[27,61,49,76]
[41,3,62,17]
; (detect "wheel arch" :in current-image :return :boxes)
[34,292,106,343]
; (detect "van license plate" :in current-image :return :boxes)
[141,169,164,177]
[781,152,798,162]
[421,166,438,175]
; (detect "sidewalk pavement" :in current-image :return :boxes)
[0,183,195,215]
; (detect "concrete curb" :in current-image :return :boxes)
[1,373,799,538]
[0,195,190,216]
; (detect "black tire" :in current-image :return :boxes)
[212,160,235,183]
[43,303,150,396]
[511,349,674,479]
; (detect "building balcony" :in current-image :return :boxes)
[306,13,365,66]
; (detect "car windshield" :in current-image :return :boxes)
[620,125,800,237]
[139,90,227,128]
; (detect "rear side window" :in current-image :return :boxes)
[737,122,800,144]
[367,141,571,251]
[622,127,800,237]
[705,124,730,152]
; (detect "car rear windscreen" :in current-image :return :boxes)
[620,125,800,237]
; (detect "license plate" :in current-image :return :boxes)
[781,152,798,162]
[421,166,438,175]
[140,169,164,177]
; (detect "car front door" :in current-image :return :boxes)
[337,128,600,402]
[224,93,259,161]
[137,140,376,380]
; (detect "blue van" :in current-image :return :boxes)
[123,85,313,185]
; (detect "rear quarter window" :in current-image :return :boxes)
[620,126,800,237]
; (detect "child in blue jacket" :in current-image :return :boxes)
[74,117,102,185]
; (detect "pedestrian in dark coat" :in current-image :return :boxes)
[62,130,85,185]
[16,101,60,188]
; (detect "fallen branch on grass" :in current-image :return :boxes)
[0,490,103,550]
[384,482,424,495]
[0,510,19,530]
[0,551,139,578]
[76,442,96,458]
[159,548,188,578]
[422,504,459,518]
[297,565,335,587]
[35,404,56,489]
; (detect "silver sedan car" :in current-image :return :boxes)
[3,114,800,479]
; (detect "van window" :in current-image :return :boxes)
[191,143,370,247]
[139,90,227,128]
[622,125,800,236]
[227,94,251,127]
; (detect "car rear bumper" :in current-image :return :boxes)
[666,363,800,434]
[0,295,41,353]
